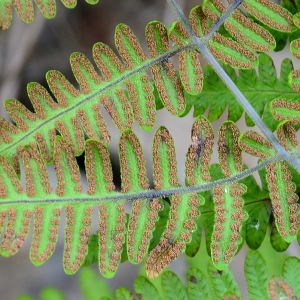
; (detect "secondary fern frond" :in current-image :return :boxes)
[1,1,295,169]
[239,123,299,243]
[1,113,299,277]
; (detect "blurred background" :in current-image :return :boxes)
[0,0,299,299]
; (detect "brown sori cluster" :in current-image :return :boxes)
[0,211,6,236]
[47,70,79,107]
[70,53,101,94]
[146,22,169,58]
[93,43,125,81]
[268,279,295,300]
[63,205,92,273]
[0,175,7,198]
[168,22,189,47]
[31,207,61,264]
[277,280,295,299]
[212,183,245,264]
[290,69,300,92]
[115,24,147,70]
[61,0,76,6]
[27,83,58,120]
[34,0,55,17]
[203,0,226,23]
[125,78,156,128]
[179,50,203,94]
[12,153,20,175]
[272,99,300,123]
[146,237,185,279]
[239,131,273,159]
[152,128,179,190]
[100,92,133,131]
[182,193,198,232]
[5,99,36,131]
[19,145,52,197]
[227,10,275,52]
[119,131,149,193]
[13,0,34,24]
[85,141,115,195]
[109,205,126,273]
[99,203,126,274]
[0,117,18,144]
[34,132,51,163]
[55,139,82,196]
[277,122,299,151]
[0,156,23,196]
[151,63,185,115]
[55,117,84,156]
[218,123,243,178]
[76,105,110,144]
[210,33,257,68]
[98,203,109,274]
[146,194,198,278]
[221,294,239,300]
[1,208,31,255]
[243,0,294,33]
[0,3,12,30]
[146,22,185,115]
[127,199,162,263]
[189,6,208,37]
[186,119,214,185]
[267,163,299,237]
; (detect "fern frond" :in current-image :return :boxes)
[211,121,248,270]
[2,1,295,167]
[186,53,297,130]
[0,0,98,30]
[239,123,299,243]
[244,250,269,300]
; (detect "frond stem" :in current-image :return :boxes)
[1,153,284,205]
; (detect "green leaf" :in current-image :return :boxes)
[161,271,189,300]
[40,287,67,300]
[15,296,34,300]
[115,287,134,300]
[82,234,98,267]
[187,267,212,300]
[245,201,271,249]
[270,221,290,252]
[79,267,114,300]
[134,276,161,299]
[282,256,300,298]
[185,224,202,257]
[244,250,269,300]
[207,261,241,299]
[187,54,296,130]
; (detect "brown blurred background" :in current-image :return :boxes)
[0,0,299,299]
